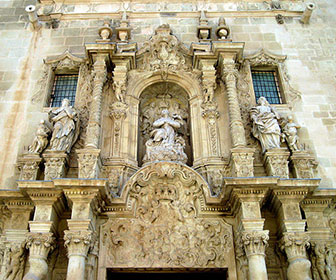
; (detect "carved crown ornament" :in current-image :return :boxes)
[136,24,193,80]
[244,48,301,105]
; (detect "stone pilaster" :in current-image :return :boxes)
[301,198,333,241]
[85,54,107,148]
[238,230,269,280]
[201,102,221,157]
[64,230,96,280]
[280,232,312,280]
[290,151,317,179]
[18,153,42,180]
[43,150,68,180]
[23,232,55,280]
[263,148,290,178]
[110,101,128,157]
[1,198,34,280]
[229,147,255,177]
[221,55,246,148]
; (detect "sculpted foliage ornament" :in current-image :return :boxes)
[101,162,234,268]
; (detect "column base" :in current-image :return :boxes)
[229,147,254,177]
[18,153,42,180]
[77,148,101,179]
[290,151,317,179]
[42,150,69,180]
[263,148,290,178]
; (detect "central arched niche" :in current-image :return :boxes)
[138,81,192,166]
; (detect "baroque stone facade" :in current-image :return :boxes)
[0,0,336,279]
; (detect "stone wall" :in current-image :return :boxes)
[0,0,336,188]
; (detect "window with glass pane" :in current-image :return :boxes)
[251,70,282,104]
[50,74,78,107]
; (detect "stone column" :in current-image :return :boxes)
[239,230,269,280]
[23,232,55,280]
[62,182,104,280]
[64,230,95,280]
[221,55,246,148]
[19,184,64,280]
[77,53,107,179]
[271,188,312,280]
[230,187,269,280]
[85,54,107,149]
[280,232,311,280]
[220,54,255,177]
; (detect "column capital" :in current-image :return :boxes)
[25,232,55,259]
[280,232,310,262]
[238,230,269,257]
[64,230,96,257]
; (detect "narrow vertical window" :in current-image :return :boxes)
[251,70,282,104]
[50,74,78,107]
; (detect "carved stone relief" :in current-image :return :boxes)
[137,24,192,80]
[100,162,234,269]
[139,82,191,165]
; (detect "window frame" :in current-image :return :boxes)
[31,51,85,110]
[244,49,301,109]
[250,66,285,105]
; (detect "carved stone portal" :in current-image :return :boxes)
[100,162,234,270]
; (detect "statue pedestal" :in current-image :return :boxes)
[77,148,101,179]
[42,150,69,180]
[18,153,42,180]
[263,148,290,178]
[290,151,317,179]
[229,148,255,177]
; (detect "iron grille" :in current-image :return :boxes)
[251,70,282,104]
[50,74,78,107]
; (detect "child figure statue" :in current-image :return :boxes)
[282,115,302,152]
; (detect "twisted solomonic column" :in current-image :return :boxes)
[85,54,107,149]
[221,57,247,148]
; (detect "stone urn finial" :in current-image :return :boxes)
[197,10,212,42]
[116,11,131,42]
[216,16,230,40]
[98,19,113,42]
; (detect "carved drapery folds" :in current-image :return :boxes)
[100,162,234,269]
[280,232,312,280]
